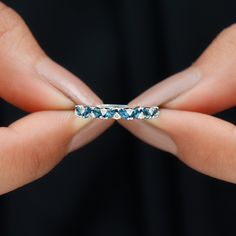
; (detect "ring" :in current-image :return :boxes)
[75,104,160,120]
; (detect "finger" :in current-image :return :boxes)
[0,2,113,160]
[130,24,236,114]
[0,2,101,112]
[0,111,112,195]
[121,109,236,183]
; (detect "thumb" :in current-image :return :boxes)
[146,109,236,183]
[121,109,236,183]
[130,24,236,114]
[0,111,111,195]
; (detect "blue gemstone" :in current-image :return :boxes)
[119,109,130,120]
[82,106,92,118]
[76,106,83,116]
[92,107,102,118]
[149,107,158,117]
[104,109,116,118]
[131,107,141,119]
[143,108,150,118]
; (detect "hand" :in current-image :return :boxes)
[0,3,112,195]
[120,24,236,184]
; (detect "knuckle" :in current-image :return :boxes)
[0,6,22,35]
[22,141,59,181]
[0,4,43,61]
[17,141,45,181]
[26,150,43,180]
[0,4,25,41]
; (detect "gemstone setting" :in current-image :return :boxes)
[118,109,130,120]
[104,109,116,119]
[75,104,160,120]
[75,106,83,116]
[92,107,102,118]
[83,106,92,118]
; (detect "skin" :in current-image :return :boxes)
[120,24,236,184]
[1,2,236,194]
[0,3,113,195]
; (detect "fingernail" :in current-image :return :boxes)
[67,116,93,154]
[36,57,102,106]
[68,118,113,153]
[144,119,177,155]
[120,118,177,155]
[130,67,201,106]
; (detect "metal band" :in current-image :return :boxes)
[75,104,160,120]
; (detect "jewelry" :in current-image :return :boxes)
[75,104,160,120]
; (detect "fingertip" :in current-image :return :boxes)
[129,67,201,107]
[119,118,177,155]
[36,57,103,106]
[68,118,114,153]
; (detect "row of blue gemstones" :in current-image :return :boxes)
[75,106,159,120]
